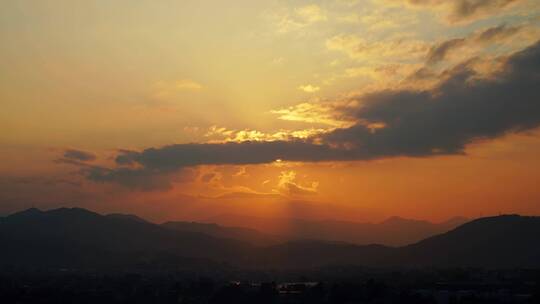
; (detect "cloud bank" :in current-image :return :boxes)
[81,41,540,189]
[63,149,96,162]
[426,24,522,65]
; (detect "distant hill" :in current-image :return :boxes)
[162,221,282,246]
[399,214,540,268]
[206,214,469,246]
[1,208,538,271]
[105,213,149,224]
[0,208,251,270]
[254,215,540,269]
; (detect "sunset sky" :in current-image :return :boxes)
[1,0,540,223]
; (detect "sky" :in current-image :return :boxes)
[1,0,540,223]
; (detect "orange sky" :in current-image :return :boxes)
[1,0,540,223]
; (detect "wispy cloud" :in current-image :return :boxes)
[277,170,318,196]
[298,84,321,93]
[63,149,96,162]
[426,24,524,65]
[296,4,327,23]
[326,34,428,63]
[267,4,327,34]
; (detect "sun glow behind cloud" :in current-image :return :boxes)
[1,0,540,222]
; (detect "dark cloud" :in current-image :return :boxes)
[84,166,197,192]
[112,141,350,171]
[77,41,540,190]
[0,176,81,187]
[426,38,467,65]
[89,145,320,194]
[452,0,518,22]
[426,24,522,65]
[326,40,540,157]
[475,24,521,43]
[326,43,540,158]
[63,149,96,162]
[84,141,351,190]
[406,66,437,82]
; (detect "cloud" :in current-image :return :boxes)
[326,34,428,63]
[268,4,327,34]
[296,4,327,23]
[426,38,468,65]
[74,41,540,190]
[298,84,321,93]
[426,24,523,65]
[232,167,249,178]
[475,23,522,43]
[63,149,96,162]
[344,64,422,84]
[204,125,331,142]
[271,101,357,128]
[0,176,81,187]
[389,0,523,24]
[84,165,197,191]
[112,141,345,169]
[277,171,318,196]
[325,40,540,157]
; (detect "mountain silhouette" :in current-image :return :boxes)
[162,221,282,246]
[105,213,149,224]
[1,208,538,270]
[0,207,251,270]
[399,214,540,268]
[254,215,540,269]
[206,214,469,246]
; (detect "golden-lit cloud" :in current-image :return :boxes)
[296,4,327,23]
[298,84,321,93]
[277,170,318,196]
[74,41,540,193]
[267,4,327,34]
[2,0,540,222]
[326,34,428,63]
[343,64,423,86]
[271,101,357,128]
[204,125,330,143]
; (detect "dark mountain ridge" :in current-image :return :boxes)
[0,207,252,270]
[249,215,540,269]
[1,208,539,271]
[206,214,469,246]
[161,221,282,246]
[400,214,540,268]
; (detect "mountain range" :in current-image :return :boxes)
[204,214,469,246]
[1,208,539,271]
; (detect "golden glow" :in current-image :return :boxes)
[1,0,540,223]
